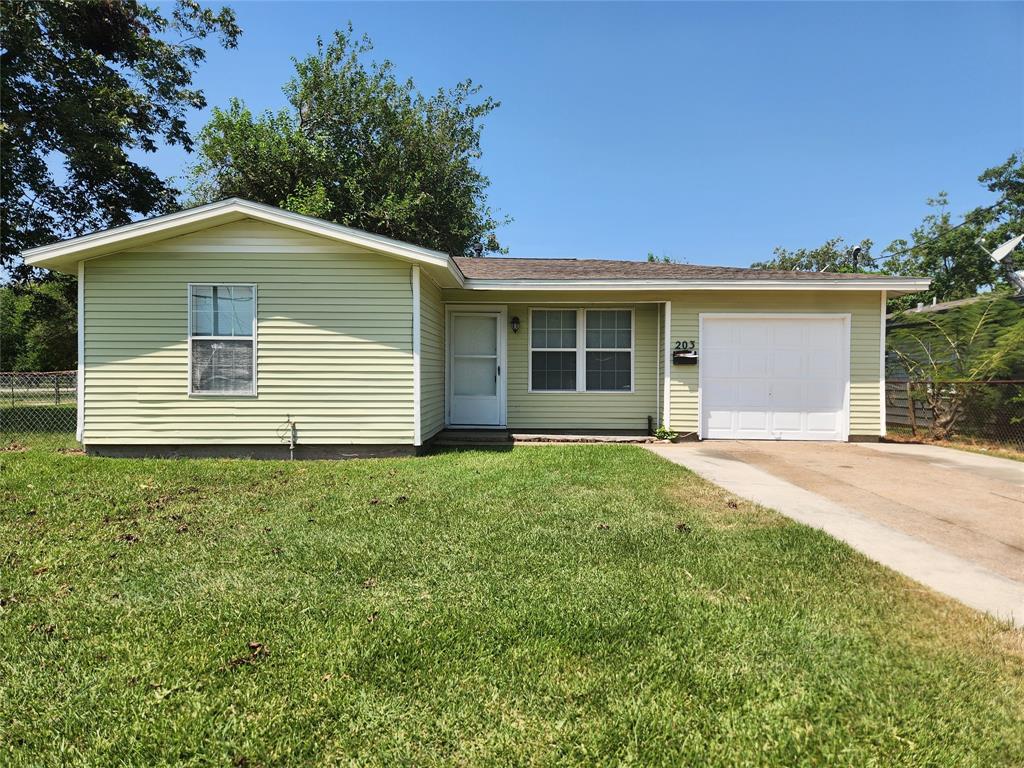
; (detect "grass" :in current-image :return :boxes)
[1,434,1022,766]
[884,431,1024,463]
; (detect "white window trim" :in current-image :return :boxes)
[527,307,635,394]
[187,283,258,397]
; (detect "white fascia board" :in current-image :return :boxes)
[463,278,931,295]
[23,198,461,283]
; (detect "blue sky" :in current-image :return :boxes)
[155,1,1023,266]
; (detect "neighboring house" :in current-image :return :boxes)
[23,199,929,456]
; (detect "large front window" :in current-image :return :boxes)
[188,284,256,395]
[529,308,633,393]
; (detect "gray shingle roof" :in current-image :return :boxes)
[453,257,893,281]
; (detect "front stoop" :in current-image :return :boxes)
[432,429,513,447]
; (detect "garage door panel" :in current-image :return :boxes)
[771,379,804,409]
[703,353,735,378]
[770,410,802,433]
[805,322,840,347]
[770,321,803,347]
[804,381,845,410]
[737,410,770,431]
[807,411,841,433]
[700,316,848,442]
[771,349,803,377]
[702,321,735,347]
[736,350,770,377]
[706,408,735,432]
[702,378,737,405]
[737,379,769,407]
[737,322,771,347]
[807,353,842,378]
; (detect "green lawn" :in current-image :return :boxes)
[1,436,1022,766]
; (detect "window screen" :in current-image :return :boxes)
[189,285,255,395]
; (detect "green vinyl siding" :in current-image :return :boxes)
[82,219,415,445]
[444,289,884,438]
[667,291,883,437]
[419,272,445,441]
[507,303,659,431]
[442,291,661,432]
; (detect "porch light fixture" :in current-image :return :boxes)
[511,316,520,333]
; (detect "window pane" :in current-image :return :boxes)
[453,315,497,356]
[191,285,254,337]
[531,351,576,391]
[191,339,254,394]
[586,351,631,391]
[214,286,253,336]
[191,286,213,336]
[531,310,576,349]
[585,310,631,349]
[453,356,496,396]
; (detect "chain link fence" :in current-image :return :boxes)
[0,371,77,434]
[885,379,1024,452]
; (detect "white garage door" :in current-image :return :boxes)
[700,315,848,441]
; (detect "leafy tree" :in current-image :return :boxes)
[1,0,241,279]
[187,25,505,257]
[881,193,992,310]
[646,252,686,264]
[753,155,1024,311]
[751,237,876,273]
[0,280,77,371]
[883,154,1024,310]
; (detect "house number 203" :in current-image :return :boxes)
[674,340,696,351]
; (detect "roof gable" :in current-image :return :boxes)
[23,198,464,286]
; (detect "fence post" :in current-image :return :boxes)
[906,381,917,436]
[55,375,60,405]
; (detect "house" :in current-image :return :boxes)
[23,199,930,457]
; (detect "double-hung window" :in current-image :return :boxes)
[584,309,632,391]
[530,309,578,391]
[529,308,633,392]
[188,284,256,395]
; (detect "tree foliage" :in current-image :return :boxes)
[1,0,240,279]
[187,25,505,257]
[0,278,77,371]
[752,237,875,273]
[882,154,1024,309]
[753,154,1024,310]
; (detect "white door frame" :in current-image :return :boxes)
[697,312,852,441]
[445,304,508,427]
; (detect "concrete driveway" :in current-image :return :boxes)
[647,441,1024,626]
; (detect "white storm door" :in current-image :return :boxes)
[701,315,848,441]
[450,312,503,426]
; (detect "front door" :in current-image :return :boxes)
[449,310,504,426]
